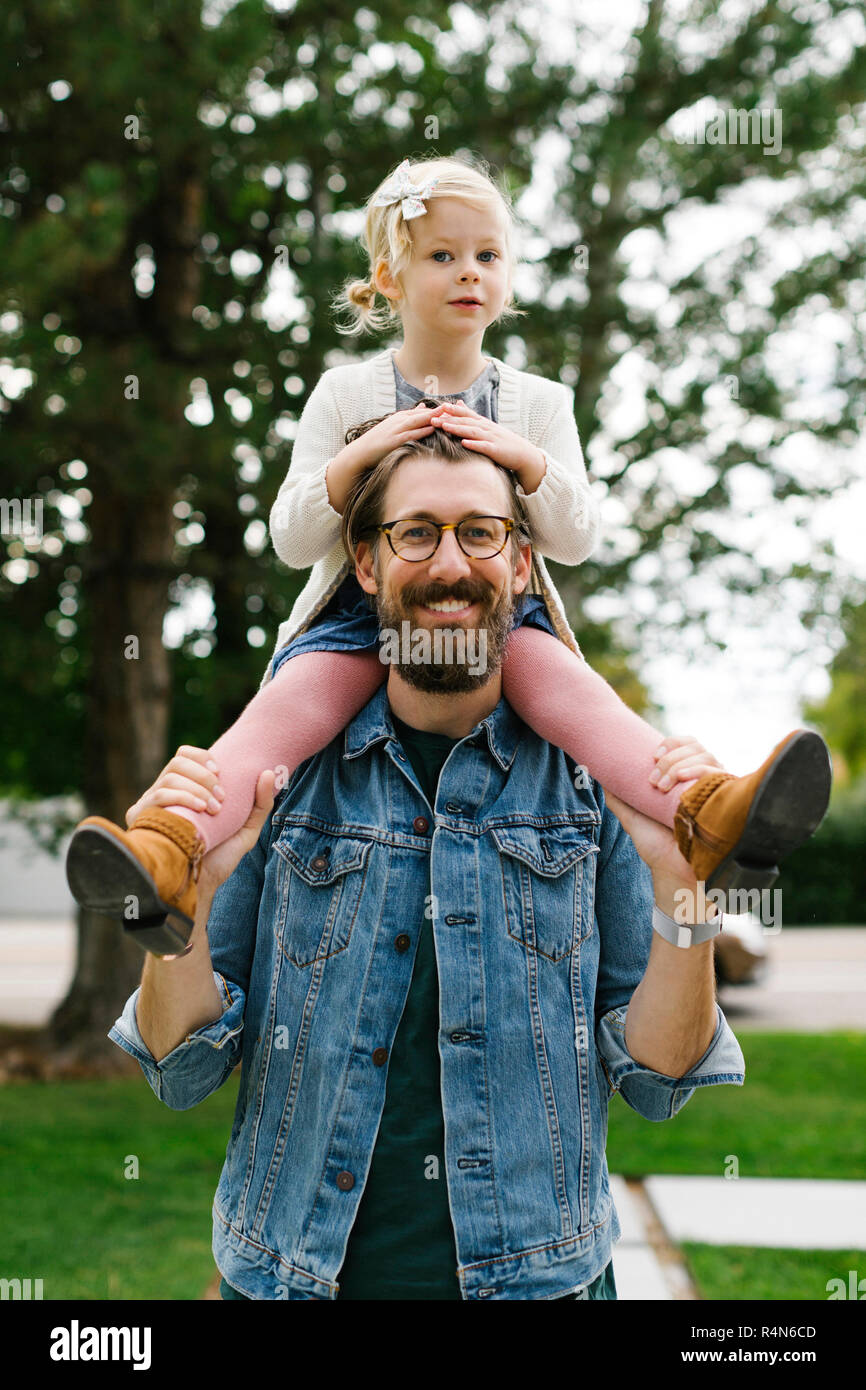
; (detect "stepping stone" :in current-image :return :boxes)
[645,1176,866,1249]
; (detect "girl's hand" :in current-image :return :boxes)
[347,403,440,469]
[429,400,547,493]
[649,736,726,792]
[327,403,439,512]
[125,746,226,826]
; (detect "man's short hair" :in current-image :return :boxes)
[341,403,533,570]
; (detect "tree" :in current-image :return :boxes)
[0,0,584,1065]
[1,0,863,1063]
[805,593,866,782]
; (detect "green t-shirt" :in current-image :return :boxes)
[220,712,615,1301]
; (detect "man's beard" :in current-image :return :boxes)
[375,570,516,694]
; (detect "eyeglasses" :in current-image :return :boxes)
[377,515,515,562]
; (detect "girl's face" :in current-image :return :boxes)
[376,196,512,344]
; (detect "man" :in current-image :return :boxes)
[109,424,746,1300]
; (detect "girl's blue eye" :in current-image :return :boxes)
[431,250,499,262]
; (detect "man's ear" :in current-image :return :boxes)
[354,540,378,594]
[512,542,532,595]
[374,257,401,303]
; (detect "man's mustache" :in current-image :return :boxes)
[398,579,495,609]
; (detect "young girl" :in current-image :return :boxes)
[66,156,831,955]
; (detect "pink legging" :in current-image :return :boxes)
[168,627,695,850]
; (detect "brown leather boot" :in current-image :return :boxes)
[673,729,832,895]
[66,809,205,956]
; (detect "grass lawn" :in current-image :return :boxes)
[0,1071,241,1300]
[0,1031,863,1300]
[606,1030,866,1301]
[679,1245,865,1302]
[606,1030,866,1178]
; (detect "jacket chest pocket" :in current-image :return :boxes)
[274,825,373,968]
[491,824,599,962]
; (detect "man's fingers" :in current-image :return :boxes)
[249,770,277,819]
[602,788,632,830]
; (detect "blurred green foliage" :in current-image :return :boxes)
[777,776,866,924]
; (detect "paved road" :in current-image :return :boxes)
[716,927,866,1031]
[1,920,864,1030]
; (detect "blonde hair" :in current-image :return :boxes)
[332,154,527,337]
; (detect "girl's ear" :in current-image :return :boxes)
[512,543,532,595]
[373,258,401,303]
[355,540,378,594]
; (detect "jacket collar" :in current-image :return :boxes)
[343,682,523,772]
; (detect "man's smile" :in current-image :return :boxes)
[401,582,493,624]
[418,597,479,619]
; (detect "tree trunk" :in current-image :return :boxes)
[47,162,206,1070]
[48,486,177,1069]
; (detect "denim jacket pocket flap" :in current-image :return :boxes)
[491,823,599,877]
[275,825,373,886]
[492,823,599,960]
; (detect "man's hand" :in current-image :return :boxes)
[429,400,547,493]
[603,789,717,926]
[197,770,276,900]
[603,790,694,890]
[124,743,276,899]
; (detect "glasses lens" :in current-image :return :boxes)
[390,520,439,559]
[457,518,507,556]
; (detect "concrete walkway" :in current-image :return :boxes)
[608,1176,698,1299]
[607,1175,866,1299]
[644,1175,866,1250]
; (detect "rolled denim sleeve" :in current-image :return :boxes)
[107,803,278,1109]
[591,783,746,1121]
[596,1000,745,1121]
[108,973,245,1110]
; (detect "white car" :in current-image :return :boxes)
[713,912,770,986]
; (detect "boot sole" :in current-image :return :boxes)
[706,730,832,895]
[66,825,194,955]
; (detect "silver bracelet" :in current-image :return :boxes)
[652,903,723,949]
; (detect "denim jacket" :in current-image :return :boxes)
[110,686,745,1300]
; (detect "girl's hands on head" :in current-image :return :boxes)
[125,746,226,826]
[429,400,547,493]
[649,735,726,791]
[347,402,440,468]
[327,403,440,513]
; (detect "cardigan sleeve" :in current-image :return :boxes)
[268,372,349,570]
[514,383,600,566]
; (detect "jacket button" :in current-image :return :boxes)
[413,816,429,834]
[372,1047,388,1066]
[311,855,328,871]
[336,1170,355,1191]
[394,934,411,953]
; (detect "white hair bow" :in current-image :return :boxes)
[371,159,439,220]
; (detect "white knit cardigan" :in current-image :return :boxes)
[261,347,599,686]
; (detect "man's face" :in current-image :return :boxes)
[355,456,531,693]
